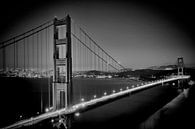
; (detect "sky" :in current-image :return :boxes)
[0,0,195,69]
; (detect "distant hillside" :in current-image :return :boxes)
[148,65,177,70]
[73,65,195,80]
[118,69,176,80]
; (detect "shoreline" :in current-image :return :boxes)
[139,86,194,129]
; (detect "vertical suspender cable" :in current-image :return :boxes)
[75,23,77,72]
[75,30,77,71]
[102,50,103,71]
[46,24,50,108]
[46,26,48,77]
[78,36,80,71]
[40,28,42,76]
[13,38,15,70]
[27,36,29,70]
[37,32,39,73]
[89,39,92,71]
[32,30,34,71]
[84,33,86,71]
[98,47,100,71]
[94,45,96,71]
[24,34,26,71]
[3,42,5,71]
[79,28,82,71]
[16,38,18,69]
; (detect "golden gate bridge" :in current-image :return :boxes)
[0,14,190,129]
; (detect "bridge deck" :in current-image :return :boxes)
[3,75,190,129]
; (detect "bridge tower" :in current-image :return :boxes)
[53,15,73,110]
[177,57,184,89]
[177,57,184,76]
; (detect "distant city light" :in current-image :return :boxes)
[19,115,22,118]
[81,98,85,102]
[51,119,54,123]
[93,95,97,98]
[189,80,195,85]
[37,112,39,115]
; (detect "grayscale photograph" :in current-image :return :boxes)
[0,0,195,129]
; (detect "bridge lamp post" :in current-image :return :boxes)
[104,92,107,96]
[132,85,134,88]
[120,88,123,92]
[112,90,116,93]
[126,86,129,90]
